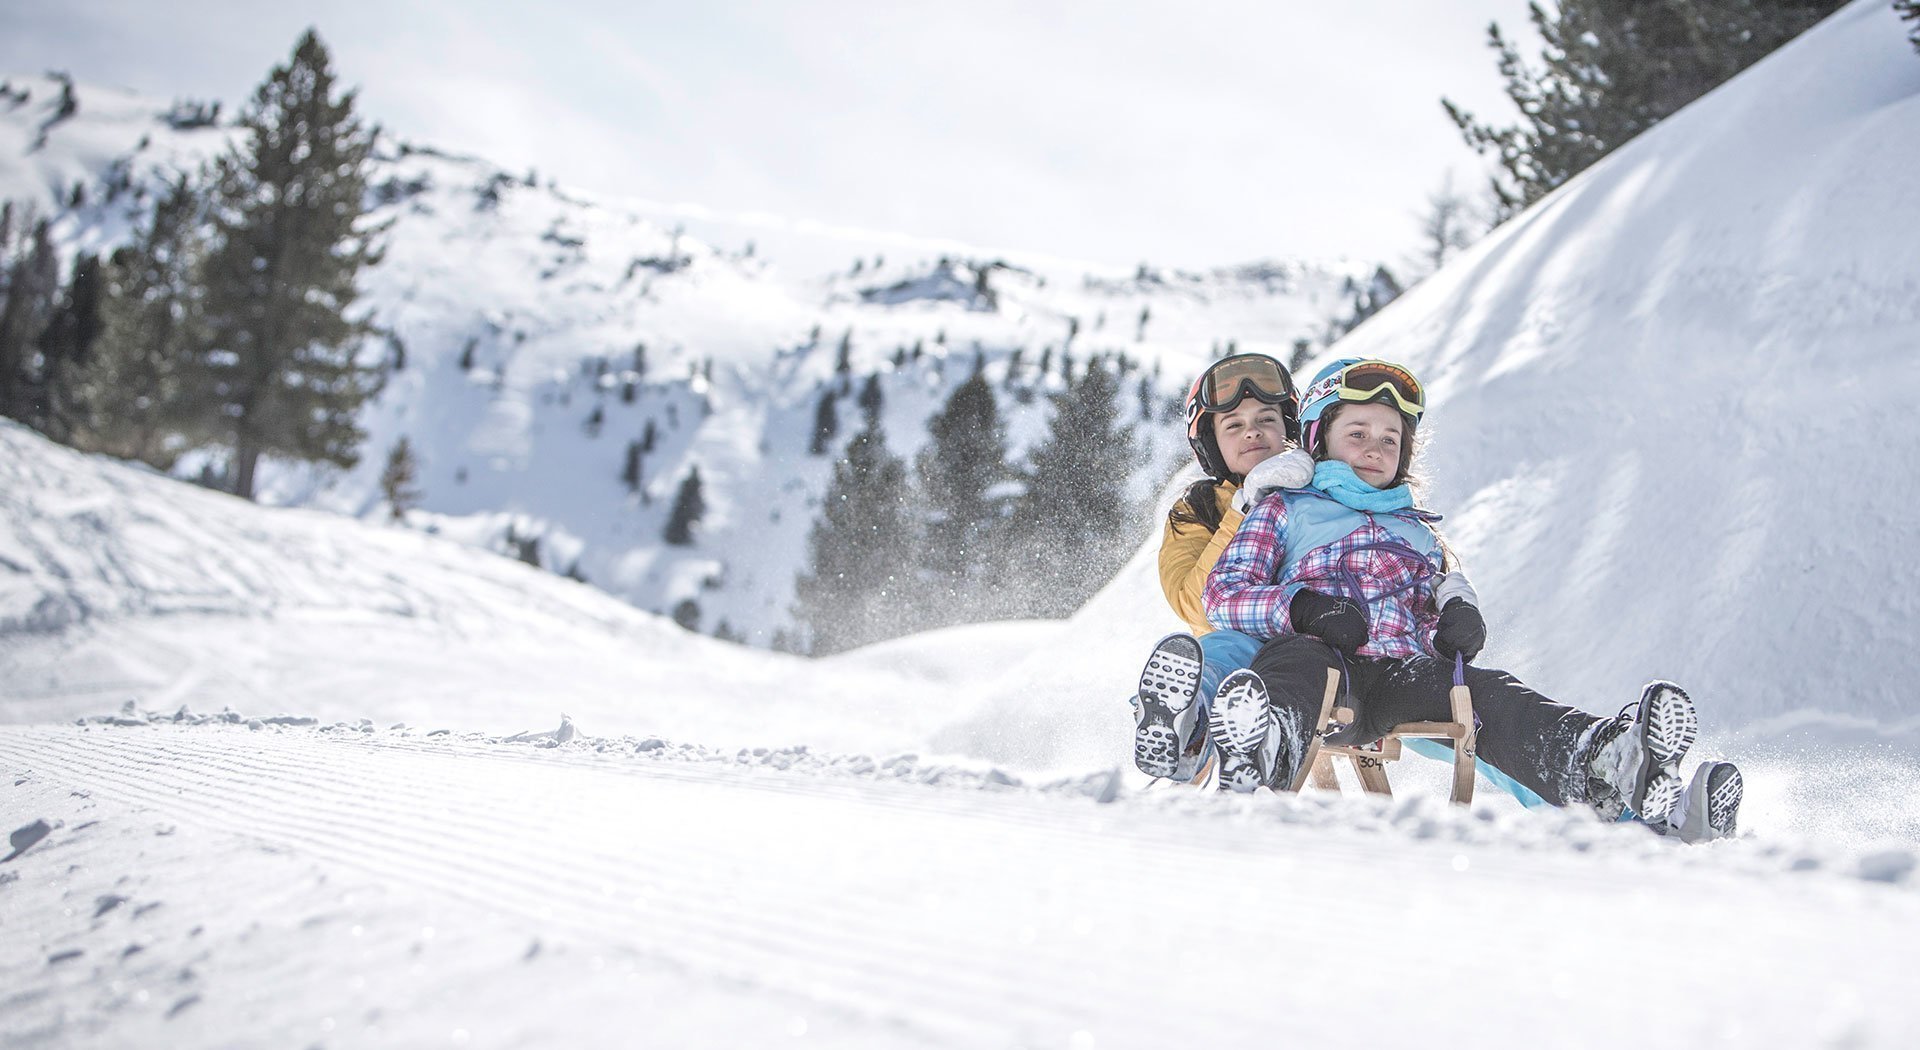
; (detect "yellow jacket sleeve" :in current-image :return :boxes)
[1157,481,1243,635]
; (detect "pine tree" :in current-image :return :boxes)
[1328,265,1404,342]
[622,439,644,493]
[671,598,701,632]
[663,466,706,545]
[505,522,541,567]
[1006,360,1139,619]
[196,29,385,499]
[856,372,884,430]
[0,209,58,427]
[380,436,422,520]
[792,423,913,655]
[808,389,839,455]
[1900,0,1920,53]
[1444,0,1845,215]
[33,251,105,442]
[914,371,1013,624]
[1417,173,1477,275]
[834,328,853,382]
[1289,337,1313,376]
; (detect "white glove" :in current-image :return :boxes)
[1432,570,1479,610]
[1231,448,1314,513]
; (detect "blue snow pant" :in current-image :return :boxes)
[1191,628,1268,753]
[1198,629,1263,723]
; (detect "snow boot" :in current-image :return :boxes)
[1207,670,1298,793]
[1133,633,1205,780]
[1580,681,1698,822]
[1662,761,1743,843]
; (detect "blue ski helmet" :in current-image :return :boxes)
[1298,358,1426,455]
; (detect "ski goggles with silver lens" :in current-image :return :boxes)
[1330,360,1425,419]
[1189,354,1297,416]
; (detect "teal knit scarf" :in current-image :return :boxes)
[1312,460,1414,512]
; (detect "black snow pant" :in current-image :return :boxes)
[1247,633,1603,806]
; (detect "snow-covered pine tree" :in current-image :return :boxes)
[1005,359,1138,619]
[856,372,883,430]
[0,207,58,428]
[834,329,853,391]
[196,29,384,499]
[1417,173,1477,275]
[663,466,706,545]
[1443,0,1845,216]
[1289,337,1313,375]
[380,436,421,520]
[809,389,839,455]
[1327,265,1404,343]
[914,370,1013,627]
[622,439,644,494]
[672,598,701,632]
[792,423,912,655]
[33,251,105,444]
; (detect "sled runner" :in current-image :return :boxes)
[1291,661,1477,805]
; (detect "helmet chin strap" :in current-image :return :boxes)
[1194,419,1232,480]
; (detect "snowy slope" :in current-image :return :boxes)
[1309,0,1920,747]
[0,419,1010,758]
[6,5,1920,1047]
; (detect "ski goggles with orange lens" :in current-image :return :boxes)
[1329,360,1425,419]
[1189,354,1298,415]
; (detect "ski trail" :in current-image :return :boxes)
[4,725,1211,1046]
[5,723,1918,1048]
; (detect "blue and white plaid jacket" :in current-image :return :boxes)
[1205,488,1445,659]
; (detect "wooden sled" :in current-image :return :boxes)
[1289,666,1477,805]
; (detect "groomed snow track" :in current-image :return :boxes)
[4,721,1918,1049]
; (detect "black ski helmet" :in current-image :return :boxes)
[1184,353,1301,480]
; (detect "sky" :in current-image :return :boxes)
[1,1,1537,273]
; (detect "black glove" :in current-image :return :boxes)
[1433,599,1487,661]
[1289,588,1369,655]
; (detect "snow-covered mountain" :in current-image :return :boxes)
[1,70,1368,646]
[1323,0,1920,744]
[5,5,1920,1046]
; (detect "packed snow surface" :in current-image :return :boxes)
[6,3,1920,1047]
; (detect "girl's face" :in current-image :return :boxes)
[1324,401,1405,489]
[1213,398,1289,477]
